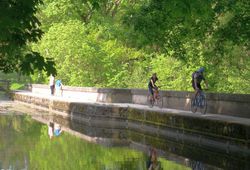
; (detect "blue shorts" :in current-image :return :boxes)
[148,86,154,95]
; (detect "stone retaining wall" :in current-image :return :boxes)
[31,84,250,118]
[12,91,250,170]
[12,92,250,154]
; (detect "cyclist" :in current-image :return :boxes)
[192,67,208,96]
[148,73,158,102]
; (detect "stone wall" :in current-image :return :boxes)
[31,84,250,118]
[131,89,250,118]
[12,92,250,156]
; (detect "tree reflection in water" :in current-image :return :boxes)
[0,115,191,170]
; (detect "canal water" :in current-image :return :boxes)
[0,114,249,170]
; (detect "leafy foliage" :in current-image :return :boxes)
[0,0,56,75]
[30,0,249,93]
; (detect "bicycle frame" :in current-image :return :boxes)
[148,88,163,108]
[191,90,207,114]
[153,89,160,100]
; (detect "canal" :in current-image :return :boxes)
[0,113,249,170]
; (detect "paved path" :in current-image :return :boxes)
[2,91,250,126]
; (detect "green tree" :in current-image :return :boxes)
[32,0,249,93]
[0,0,56,75]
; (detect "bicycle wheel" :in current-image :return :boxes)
[156,96,163,108]
[191,97,197,113]
[199,94,207,114]
[147,95,154,108]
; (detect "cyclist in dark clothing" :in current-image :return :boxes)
[148,73,158,101]
[192,67,208,95]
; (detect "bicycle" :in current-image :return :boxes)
[147,87,163,108]
[190,89,207,114]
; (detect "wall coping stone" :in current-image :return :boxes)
[29,84,250,118]
[32,84,250,102]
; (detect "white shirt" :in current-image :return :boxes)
[48,125,53,139]
[49,75,55,86]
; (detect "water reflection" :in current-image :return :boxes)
[52,114,249,170]
[0,115,192,170]
[187,160,205,170]
[146,147,161,170]
[0,115,41,170]
[48,122,53,139]
[48,122,63,139]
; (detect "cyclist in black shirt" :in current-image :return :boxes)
[192,67,208,96]
[148,73,158,102]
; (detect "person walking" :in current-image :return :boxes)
[55,79,63,96]
[49,74,55,95]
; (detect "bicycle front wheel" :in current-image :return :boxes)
[156,97,163,108]
[199,94,207,114]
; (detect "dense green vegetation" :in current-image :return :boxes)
[1,0,249,93]
[0,0,56,75]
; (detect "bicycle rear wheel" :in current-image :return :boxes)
[191,97,197,113]
[199,94,207,114]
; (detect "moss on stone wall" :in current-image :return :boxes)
[13,93,250,150]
